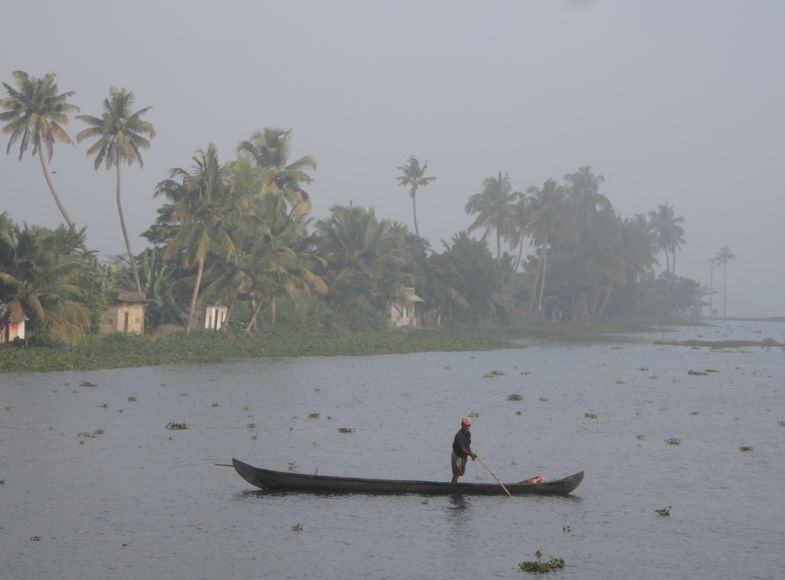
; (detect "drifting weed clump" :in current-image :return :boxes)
[519,551,565,573]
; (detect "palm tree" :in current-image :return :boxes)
[237,128,316,217]
[396,155,436,238]
[314,205,411,307]
[713,246,735,319]
[154,144,235,332]
[525,179,566,319]
[0,71,79,227]
[76,87,155,292]
[506,193,530,272]
[465,172,518,259]
[621,214,658,285]
[0,220,90,345]
[563,166,609,219]
[245,195,326,331]
[203,191,326,332]
[648,203,685,273]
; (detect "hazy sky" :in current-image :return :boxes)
[2,1,783,317]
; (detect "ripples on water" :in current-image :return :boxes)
[1,320,783,579]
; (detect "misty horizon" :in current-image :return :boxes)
[2,0,783,317]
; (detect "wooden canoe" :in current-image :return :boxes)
[232,458,583,496]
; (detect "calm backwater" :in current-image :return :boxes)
[1,320,784,579]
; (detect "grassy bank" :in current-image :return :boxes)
[0,319,666,374]
[0,325,520,374]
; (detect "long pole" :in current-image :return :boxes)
[476,456,512,497]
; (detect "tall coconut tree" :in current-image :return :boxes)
[465,172,518,260]
[76,87,155,292]
[648,203,685,273]
[0,71,79,227]
[154,144,235,332]
[237,128,316,217]
[525,179,566,319]
[396,155,436,238]
[713,246,735,319]
[621,214,658,284]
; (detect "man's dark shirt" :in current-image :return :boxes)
[452,429,471,458]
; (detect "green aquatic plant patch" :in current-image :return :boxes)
[519,551,565,573]
[656,338,785,348]
[0,325,526,373]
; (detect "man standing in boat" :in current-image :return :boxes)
[451,417,477,483]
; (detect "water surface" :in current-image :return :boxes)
[1,320,783,579]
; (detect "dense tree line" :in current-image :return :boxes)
[1,71,712,345]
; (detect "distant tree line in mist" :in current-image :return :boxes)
[1,71,718,345]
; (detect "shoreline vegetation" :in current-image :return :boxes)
[2,322,539,374]
[2,319,783,375]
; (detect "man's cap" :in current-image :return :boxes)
[462,417,473,425]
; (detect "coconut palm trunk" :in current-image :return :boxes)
[115,162,142,291]
[37,149,75,227]
[411,194,420,238]
[537,242,549,317]
[246,298,266,333]
[186,256,205,333]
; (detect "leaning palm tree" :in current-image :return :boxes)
[1,71,79,227]
[465,172,518,260]
[713,246,735,319]
[237,128,316,217]
[154,144,235,332]
[396,155,436,238]
[76,87,155,292]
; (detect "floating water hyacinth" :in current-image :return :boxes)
[519,551,565,573]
